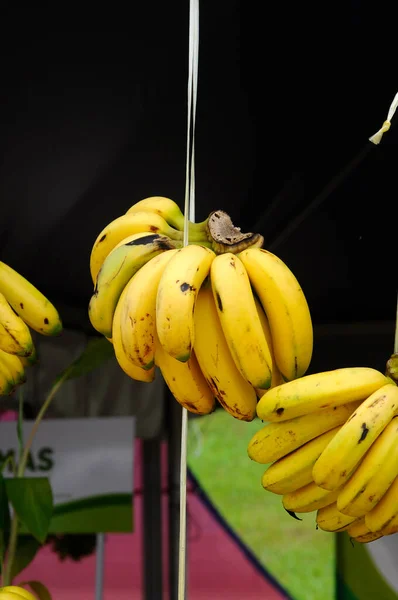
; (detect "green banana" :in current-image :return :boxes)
[90,210,208,283]
[125,196,208,234]
[89,233,179,337]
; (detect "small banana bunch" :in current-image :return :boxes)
[0,261,63,397]
[0,585,37,599]
[248,361,398,543]
[89,196,313,421]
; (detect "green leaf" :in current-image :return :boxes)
[0,472,10,568]
[0,453,16,476]
[6,478,53,543]
[22,580,52,600]
[9,535,41,579]
[55,336,114,382]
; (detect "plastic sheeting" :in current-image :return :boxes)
[3,330,165,440]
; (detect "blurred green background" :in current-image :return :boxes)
[188,409,335,600]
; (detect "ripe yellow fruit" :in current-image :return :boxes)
[0,585,37,600]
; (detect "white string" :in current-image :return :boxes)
[179,1,199,598]
[189,2,199,223]
[369,91,398,145]
[183,0,199,241]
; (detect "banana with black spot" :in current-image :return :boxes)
[0,292,34,356]
[313,383,398,492]
[156,244,216,362]
[248,401,361,464]
[261,426,342,495]
[89,232,179,338]
[90,210,208,283]
[193,282,258,421]
[210,252,273,390]
[0,261,62,336]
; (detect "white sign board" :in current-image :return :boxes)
[0,416,135,533]
[368,536,398,594]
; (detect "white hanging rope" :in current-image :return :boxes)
[183,0,199,240]
[179,1,199,598]
[369,91,398,145]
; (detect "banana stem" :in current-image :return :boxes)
[2,369,70,585]
[2,514,19,586]
[187,218,208,233]
[18,371,70,477]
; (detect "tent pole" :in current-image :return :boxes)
[95,533,106,600]
[167,389,187,600]
[142,435,163,599]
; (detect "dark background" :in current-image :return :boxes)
[0,5,396,374]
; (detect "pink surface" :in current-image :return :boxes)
[1,410,288,599]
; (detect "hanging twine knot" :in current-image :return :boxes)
[369,92,398,144]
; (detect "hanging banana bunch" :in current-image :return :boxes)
[0,262,63,396]
[88,196,314,420]
[248,353,398,544]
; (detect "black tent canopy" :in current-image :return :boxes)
[0,16,396,366]
[0,9,397,598]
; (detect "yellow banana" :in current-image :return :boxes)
[89,233,178,337]
[257,367,389,423]
[381,512,398,536]
[0,348,26,386]
[0,292,34,357]
[111,289,155,383]
[261,426,342,495]
[0,595,34,600]
[0,262,62,336]
[337,416,398,517]
[0,586,37,600]
[238,247,313,381]
[316,502,357,532]
[365,474,398,533]
[19,343,38,367]
[210,252,272,389]
[254,297,284,389]
[125,196,208,235]
[90,211,207,282]
[254,298,292,396]
[248,401,361,464]
[354,532,385,543]
[0,359,16,395]
[347,518,385,543]
[119,249,179,370]
[283,481,341,513]
[156,245,216,362]
[154,328,215,415]
[346,517,369,538]
[0,594,35,600]
[313,383,398,492]
[193,283,257,421]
